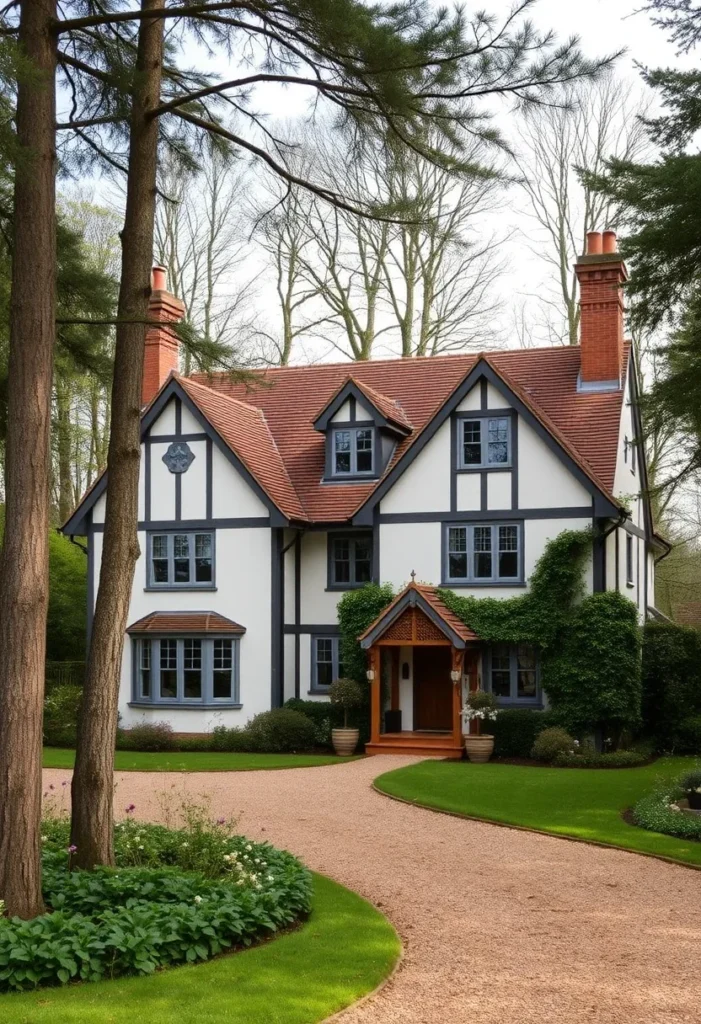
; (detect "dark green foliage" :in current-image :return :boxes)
[543,592,642,740]
[530,726,576,764]
[0,819,311,992]
[43,685,82,748]
[284,699,343,747]
[439,529,591,648]
[677,768,701,794]
[490,709,557,758]
[553,750,649,769]
[208,726,256,753]
[244,708,317,753]
[642,621,701,749]
[328,678,364,728]
[633,768,701,841]
[337,583,395,683]
[117,721,177,753]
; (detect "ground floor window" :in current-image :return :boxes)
[485,644,540,704]
[133,636,239,705]
[311,635,345,692]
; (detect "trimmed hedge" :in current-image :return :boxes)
[642,621,701,751]
[553,749,648,769]
[0,820,312,992]
[490,709,556,758]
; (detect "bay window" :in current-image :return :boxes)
[132,636,239,705]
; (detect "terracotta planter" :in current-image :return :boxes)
[464,734,495,764]
[332,727,359,756]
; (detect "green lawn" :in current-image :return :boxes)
[375,756,701,867]
[1,874,399,1023]
[43,748,360,772]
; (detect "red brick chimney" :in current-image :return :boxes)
[142,266,186,406]
[574,229,628,390]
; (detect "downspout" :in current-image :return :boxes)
[66,531,88,557]
[281,527,306,702]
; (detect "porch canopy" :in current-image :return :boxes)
[359,582,479,758]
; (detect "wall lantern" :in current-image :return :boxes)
[450,669,461,683]
[366,669,375,681]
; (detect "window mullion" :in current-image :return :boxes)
[176,639,184,703]
[168,534,174,586]
[491,525,497,582]
[203,639,211,703]
[189,533,195,585]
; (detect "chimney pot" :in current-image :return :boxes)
[602,229,617,254]
[151,265,167,291]
[586,231,602,255]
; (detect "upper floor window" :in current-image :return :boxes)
[332,427,374,476]
[311,635,345,691]
[626,534,635,587]
[329,533,373,588]
[445,523,522,584]
[148,531,214,588]
[133,636,238,705]
[460,416,511,469]
[487,644,539,704]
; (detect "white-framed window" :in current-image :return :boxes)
[329,533,373,588]
[459,416,511,469]
[311,635,345,691]
[445,523,522,584]
[133,636,238,705]
[626,534,635,587]
[486,644,540,704]
[147,532,214,588]
[332,427,374,476]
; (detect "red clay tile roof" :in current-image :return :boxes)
[189,345,629,522]
[127,611,245,634]
[358,582,479,644]
[349,377,413,431]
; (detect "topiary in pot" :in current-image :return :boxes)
[678,767,701,809]
[461,690,499,763]
[328,678,364,755]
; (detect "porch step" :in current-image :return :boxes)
[366,738,464,759]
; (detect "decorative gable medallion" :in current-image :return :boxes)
[163,441,195,474]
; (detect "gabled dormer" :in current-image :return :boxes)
[313,376,413,482]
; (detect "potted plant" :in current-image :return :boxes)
[678,769,701,810]
[328,678,363,756]
[462,690,499,763]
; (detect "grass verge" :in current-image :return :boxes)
[375,756,701,867]
[43,748,360,772]
[1,874,399,1024]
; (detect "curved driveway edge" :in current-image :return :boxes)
[44,756,701,1024]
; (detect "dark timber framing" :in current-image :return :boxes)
[271,528,284,708]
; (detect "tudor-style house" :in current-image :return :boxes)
[64,232,667,757]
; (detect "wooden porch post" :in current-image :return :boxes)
[369,645,381,744]
[451,647,464,751]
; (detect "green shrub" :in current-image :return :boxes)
[43,684,82,747]
[337,583,394,682]
[208,726,252,752]
[117,721,177,752]
[284,698,342,747]
[677,768,701,795]
[633,788,701,841]
[531,726,576,763]
[642,621,701,750]
[543,591,641,742]
[0,814,312,992]
[553,749,648,768]
[244,708,317,753]
[328,678,364,728]
[491,709,557,758]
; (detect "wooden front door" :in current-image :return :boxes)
[413,646,453,731]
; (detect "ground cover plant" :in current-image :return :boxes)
[375,757,701,866]
[633,764,701,842]
[0,874,399,1024]
[0,803,312,993]
[43,749,359,772]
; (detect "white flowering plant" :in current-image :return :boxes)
[461,689,499,732]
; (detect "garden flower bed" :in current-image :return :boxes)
[0,807,311,992]
[632,766,701,842]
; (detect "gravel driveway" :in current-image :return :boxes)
[44,756,701,1024]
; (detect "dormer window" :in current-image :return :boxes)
[459,415,511,469]
[333,427,374,476]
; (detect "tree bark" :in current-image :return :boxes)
[0,0,57,918]
[71,0,164,869]
[56,377,74,523]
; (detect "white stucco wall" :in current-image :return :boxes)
[211,444,268,518]
[299,532,342,623]
[379,420,451,514]
[518,418,592,509]
[179,439,207,520]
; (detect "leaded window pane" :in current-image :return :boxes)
[333,539,351,583]
[334,430,351,474]
[462,420,481,465]
[498,525,519,578]
[516,645,537,698]
[159,639,177,699]
[491,646,511,697]
[173,534,190,583]
[140,641,151,698]
[473,526,493,579]
[448,527,468,579]
[151,535,169,583]
[355,429,373,473]
[487,417,509,464]
[316,638,334,687]
[213,639,233,699]
[195,533,213,583]
[354,538,372,582]
[183,639,202,699]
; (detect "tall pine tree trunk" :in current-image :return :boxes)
[0,0,57,918]
[56,377,73,523]
[71,0,164,869]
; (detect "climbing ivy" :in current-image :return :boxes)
[438,528,592,649]
[337,582,395,683]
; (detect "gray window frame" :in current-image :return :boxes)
[626,533,635,587]
[484,644,541,706]
[131,635,240,707]
[146,530,216,590]
[327,531,374,590]
[457,413,512,470]
[329,423,376,479]
[310,634,344,694]
[443,521,524,586]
